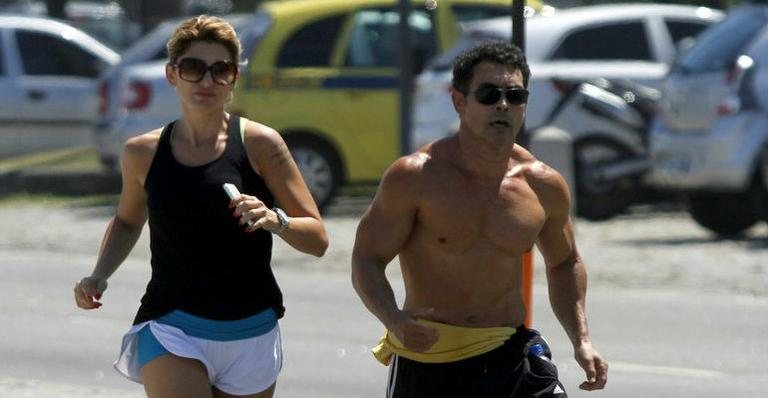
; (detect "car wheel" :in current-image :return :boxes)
[286,137,342,211]
[573,137,640,221]
[687,192,759,237]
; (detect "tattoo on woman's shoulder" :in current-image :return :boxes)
[269,141,291,166]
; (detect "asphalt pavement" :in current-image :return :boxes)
[0,201,766,397]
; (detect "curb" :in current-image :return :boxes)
[0,170,121,196]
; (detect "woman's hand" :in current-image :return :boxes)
[74,276,108,309]
[229,193,281,233]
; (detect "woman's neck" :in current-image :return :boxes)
[174,111,230,148]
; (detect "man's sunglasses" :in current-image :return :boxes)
[473,84,529,106]
[171,57,238,86]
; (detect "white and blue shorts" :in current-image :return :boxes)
[114,308,282,395]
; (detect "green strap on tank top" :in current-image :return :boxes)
[240,116,247,143]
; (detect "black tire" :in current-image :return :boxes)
[285,136,342,211]
[573,138,640,221]
[688,192,759,237]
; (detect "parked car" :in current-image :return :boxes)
[648,2,768,236]
[93,12,269,170]
[412,3,722,218]
[96,0,546,209]
[0,15,119,156]
[413,4,722,150]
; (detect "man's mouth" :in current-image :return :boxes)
[490,120,511,128]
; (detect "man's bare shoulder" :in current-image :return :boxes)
[512,146,570,205]
[384,150,429,183]
[375,138,459,206]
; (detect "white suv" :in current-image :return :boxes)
[648,3,768,236]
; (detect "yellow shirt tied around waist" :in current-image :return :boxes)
[372,319,518,365]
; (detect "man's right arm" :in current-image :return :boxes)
[351,155,439,352]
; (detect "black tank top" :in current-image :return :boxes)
[134,116,284,324]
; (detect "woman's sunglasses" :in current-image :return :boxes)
[171,57,238,86]
[473,84,529,106]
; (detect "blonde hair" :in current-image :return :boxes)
[166,15,241,65]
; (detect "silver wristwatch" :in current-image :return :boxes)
[272,207,290,234]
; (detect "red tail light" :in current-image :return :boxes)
[125,81,151,110]
[716,96,740,116]
[98,81,108,114]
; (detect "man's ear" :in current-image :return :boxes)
[165,63,177,85]
[450,87,465,114]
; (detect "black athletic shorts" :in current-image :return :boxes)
[386,327,567,398]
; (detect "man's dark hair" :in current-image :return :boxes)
[452,41,530,95]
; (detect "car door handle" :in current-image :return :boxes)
[27,90,46,101]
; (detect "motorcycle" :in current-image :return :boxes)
[529,78,661,221]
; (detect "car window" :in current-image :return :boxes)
[664,20,710,46]
[451,5,512,23]
[15,30,107,77]
[344,8,436,69]
[676,10,766,74]
[550,21,651,61]
[277,15,345,67]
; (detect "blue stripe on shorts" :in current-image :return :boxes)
[136,308,278,368]
[136,325,168,369]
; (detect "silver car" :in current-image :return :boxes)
[648,3,768,236]
[0,15,119,156]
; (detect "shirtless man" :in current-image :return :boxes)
[351,42,607,397]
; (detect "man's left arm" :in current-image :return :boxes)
[535,171,608,391]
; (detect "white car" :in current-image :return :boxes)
[412,3,723,150]
[0,15,119,156]
[648,3,768,236]
[93,13,269,170]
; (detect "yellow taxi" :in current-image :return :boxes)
[231,0,542,208]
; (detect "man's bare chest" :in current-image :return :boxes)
[417,177,545,254]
